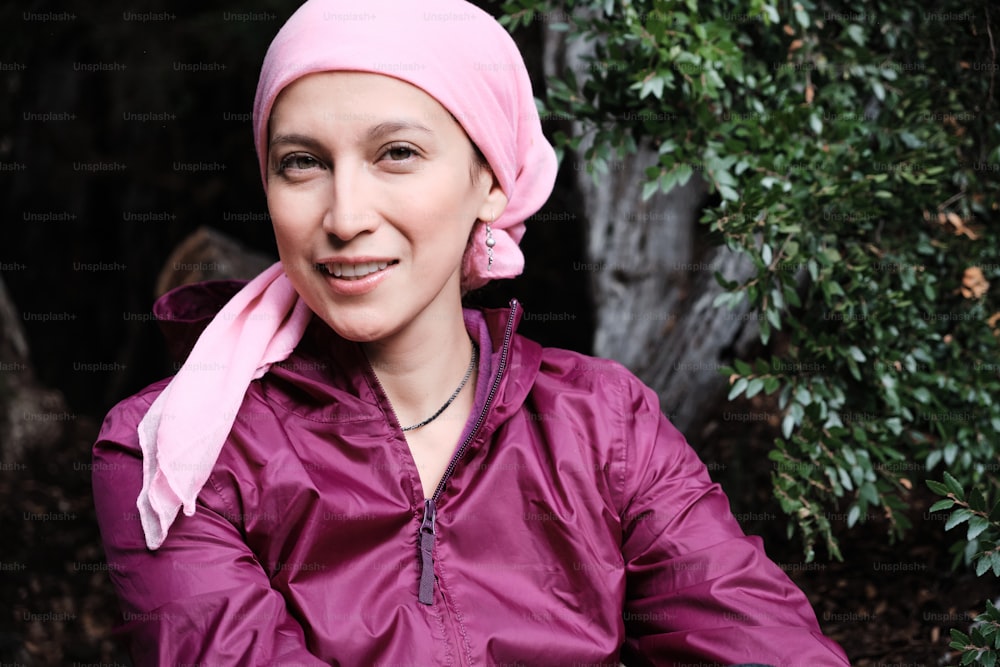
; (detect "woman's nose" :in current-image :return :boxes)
[321,164,379,241]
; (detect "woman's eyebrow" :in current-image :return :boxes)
[366,120,432,141]
[269,133,325,151]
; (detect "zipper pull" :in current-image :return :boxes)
[418,498,437,605]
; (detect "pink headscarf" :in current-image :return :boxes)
[136,0,557,549]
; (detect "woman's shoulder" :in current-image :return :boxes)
[534,344,644,393]
[528,342,680,436]
[526,344,665,423]
[94,377,172,452]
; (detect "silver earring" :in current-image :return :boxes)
[484,219,496,272]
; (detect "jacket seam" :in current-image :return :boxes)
[435,561,475,666]
[204,474,236,519]
[427,599,455,666]
[438,561,476,665]
[615,374,630,519]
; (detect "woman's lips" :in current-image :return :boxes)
[314,259,398,295]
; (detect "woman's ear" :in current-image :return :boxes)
[478,171,508,223]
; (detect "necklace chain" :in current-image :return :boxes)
[400,339,479,432]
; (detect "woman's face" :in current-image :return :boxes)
[266,71,507,343]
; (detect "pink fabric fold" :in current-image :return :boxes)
[137,263,311,549]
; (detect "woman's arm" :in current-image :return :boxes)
[617,376,850,667]
[92,393,329,666]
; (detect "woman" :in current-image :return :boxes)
[92,0,850,665]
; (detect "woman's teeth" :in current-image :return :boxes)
[322,261,391,279]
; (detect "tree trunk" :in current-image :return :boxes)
[543,27,761,435]
[0,275,68,465]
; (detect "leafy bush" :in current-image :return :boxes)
[500,0,999,660]
[929,473,1000,665]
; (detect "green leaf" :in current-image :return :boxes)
[794,385,811,406]
[712,291,736,309]
[714,272,737,290]
[639,75,665,99]
[843,448,858,466]
[809,113,822,135]
[807,258,819,281]
[926,479,950,496]
[746,377,766,399]
[872,80,886,102]
[944,443,958,466]
[967,515,990,541]
[847,504,861,527]
[943,472,966,501]
[782,413,795,439]
[928,499,955,513]
[838,466,853,492]
[845,24,865,46]
[926,450,942,471]
[944,508,974,531]
[641,180,660,201]
[766,307,783,331]
[718,184,739,201]
[912,387,932,404]
[728,377,749,400]
[969,488,988,513]
[675,164,694,187]
[859,482,879,505]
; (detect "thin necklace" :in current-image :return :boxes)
[400,339,479,432]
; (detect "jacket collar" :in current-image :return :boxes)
[153,279,245,365]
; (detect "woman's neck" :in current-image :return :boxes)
[362,299,476,430]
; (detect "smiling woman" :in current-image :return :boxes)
[266,72,507,350]
[91,1,850,665]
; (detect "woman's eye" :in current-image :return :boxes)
[384,145,416,161]
[278,154,319,172]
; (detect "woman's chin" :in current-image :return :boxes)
[331,327,393,344]
[316,310,398,344]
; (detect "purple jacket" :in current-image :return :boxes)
[93,282,849,666]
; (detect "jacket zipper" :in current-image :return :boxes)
[417,298,520,604]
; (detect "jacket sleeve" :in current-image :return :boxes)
[617,376,850,667]
[92,391,329,667]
